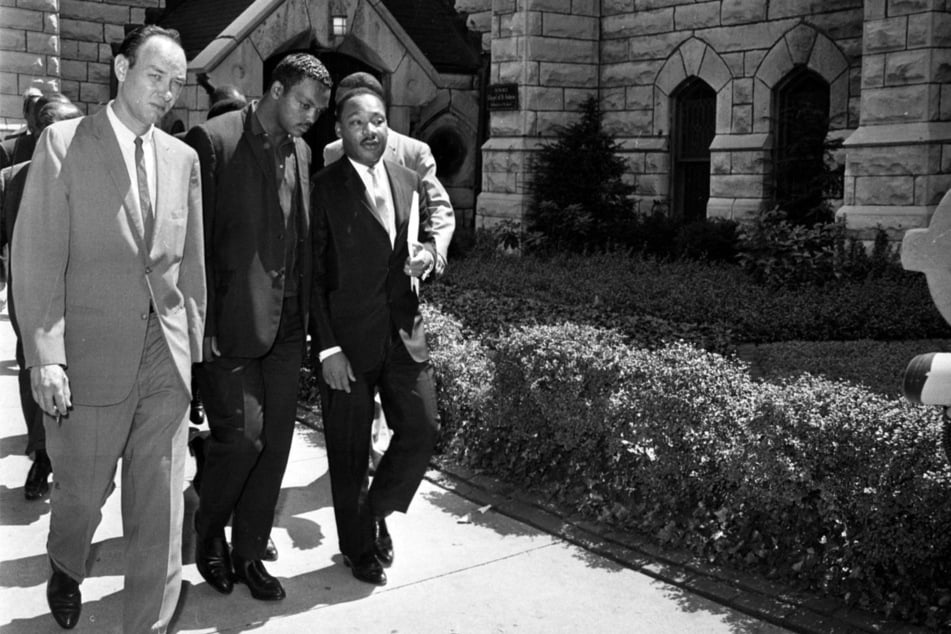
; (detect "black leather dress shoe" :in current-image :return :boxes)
[189,395,205,425]
[47,561,81,629]
[344,551,387,586]
[195,525,233,595]
[232,554,285,601]
[25,449,52,501]
[263,537,278,562]
[373,518,394,567]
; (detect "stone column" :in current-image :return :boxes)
[475,0,599,228]
[838,0,951,236]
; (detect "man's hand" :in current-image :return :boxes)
[434,253,448,277]
[30,364,71,418]
[322,351,355,393]
[404,242,435,278]
[202,336,220,361]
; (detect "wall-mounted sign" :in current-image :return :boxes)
[487,83,519,111]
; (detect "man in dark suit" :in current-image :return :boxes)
[311,86,441,586]
[0,98,82,502]
[322,73,455,473]
[185,53,331,602]
[12,25,205,632]
[0,87,42,169]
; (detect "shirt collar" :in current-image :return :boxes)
[106,101,154,146]
[250,101,292,145]
[349,156,382,177]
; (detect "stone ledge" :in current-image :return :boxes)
[844,121,951,146]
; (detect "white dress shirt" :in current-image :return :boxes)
[105,102,156,220]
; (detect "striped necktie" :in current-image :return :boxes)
[134,136,154,246]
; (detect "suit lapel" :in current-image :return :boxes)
[243,109,278,198]
[384,161,410,248]
[89,109,148,254]
[151,132,176,256]
[295,139,310,235]
[343,160,391,244]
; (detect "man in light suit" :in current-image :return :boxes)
[311,86,440,586]
[0,98,83,503]
[184,53,331,602]
[11,26,205,632]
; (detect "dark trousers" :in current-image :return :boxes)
[320,334,439,559]
[194,296,303,560]
[9,292,44,454]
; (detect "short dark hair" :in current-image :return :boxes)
[37,100,83,131]
[334,86,384,120]
[116,25,182,68]
[269,53,332,93]
[337,72,384,98]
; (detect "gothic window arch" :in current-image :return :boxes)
[773,68,832,224]
[672,78,716,223]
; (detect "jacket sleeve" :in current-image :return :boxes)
[309,177,338,355]
[183,124,218,340]
[412,142,454,264]
[11,126,69,369]
[180,150,207,361]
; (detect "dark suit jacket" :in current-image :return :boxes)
[1,160,31,332]
[310,157,436,373]
[0,133,35,170]
[184,104,312,358]
[0,160,29,258]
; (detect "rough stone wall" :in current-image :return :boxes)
[477,0,600,227]
[455,0,491,51]
[602,0,864,219]
[838,0,951,237]
[0,0,163,133]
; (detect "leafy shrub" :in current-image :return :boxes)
[421,305,495,456]
[672,217,739,263]
[430,250,950,345]
[736,207,903,288]
[423,320,951,628]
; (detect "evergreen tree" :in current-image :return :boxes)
[529,96,636,252]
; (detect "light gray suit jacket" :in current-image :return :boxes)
[11,107,206,405]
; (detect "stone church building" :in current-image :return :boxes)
[1,0,949,236]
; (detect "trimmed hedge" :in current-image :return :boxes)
[422,306,951,629]
[428,252,951,346]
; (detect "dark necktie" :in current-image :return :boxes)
[134,137,154,246]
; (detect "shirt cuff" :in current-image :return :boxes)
[318,346,342,362]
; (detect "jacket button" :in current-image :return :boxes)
[145,266,152,274]
[141,313,149,320]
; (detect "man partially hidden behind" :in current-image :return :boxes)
[12,25,205,632]
[185,53,331,601]
[0,87,42,169]
[0,97,83,503]
[311,86,441,586]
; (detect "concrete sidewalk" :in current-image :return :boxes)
[0,296,916,634]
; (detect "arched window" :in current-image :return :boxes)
[773,68,831,225]
[672,78,716,224]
